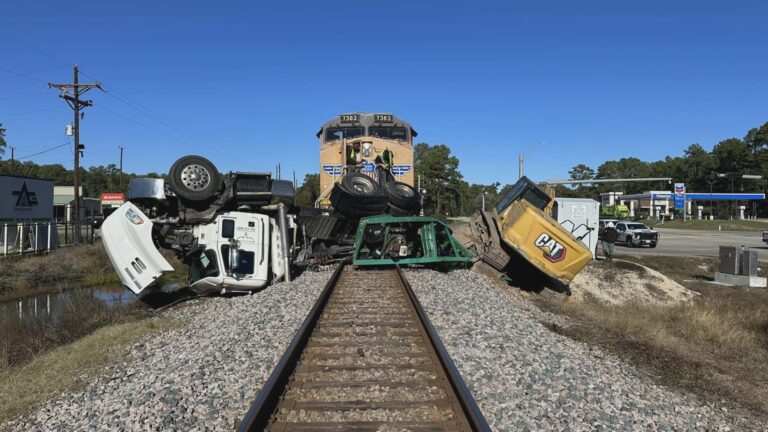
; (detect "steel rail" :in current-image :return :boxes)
[395,264,491,431]
[237,263,491,432]
[237,263,346,431]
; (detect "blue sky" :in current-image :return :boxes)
[1,1,766,187]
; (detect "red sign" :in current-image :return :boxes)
[101,192,125,205]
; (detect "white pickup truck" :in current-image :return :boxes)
[102,155,293,299]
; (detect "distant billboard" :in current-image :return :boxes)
[100,192,125,206]
[0,175,54,223]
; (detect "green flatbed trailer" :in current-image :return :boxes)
[352,215,475,268]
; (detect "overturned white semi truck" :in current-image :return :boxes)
[102,155,294,299]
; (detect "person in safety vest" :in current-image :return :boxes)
[346,142,361,166]
[375,148,394,170]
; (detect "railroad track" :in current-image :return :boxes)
[238,264,490,431]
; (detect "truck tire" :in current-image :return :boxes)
[341,173,379,196]
[383,181,420,211]
[168,155,220,203]
[650,242,657,248]
[626,235,634,247]
[330,183,387,219]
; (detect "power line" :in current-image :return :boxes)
[0,65,49,84]
[0,105,64,117]
[1,34,266,171]
[90,80,265,168]
[0,92,51,100]
[94,102,255,170]
[15,142,70,160]
[0,34,73,67]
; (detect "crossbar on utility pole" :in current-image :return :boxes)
[48,65,103,244]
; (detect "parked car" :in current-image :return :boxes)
[615,221,659,248]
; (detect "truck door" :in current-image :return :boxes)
[219,213,269,284]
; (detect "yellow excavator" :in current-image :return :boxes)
[461,177,592,292]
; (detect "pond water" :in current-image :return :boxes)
[0,285,136,327]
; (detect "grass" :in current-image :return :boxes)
[644,218,768,231]
[0,292,151,370]
[536,255,768,418]
[0,316,179,423]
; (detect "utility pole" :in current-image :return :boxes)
[119,146,124,192]
[49,65,103,244]
[518,153,524,179]
[9,147,15,176]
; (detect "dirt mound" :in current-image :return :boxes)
[569,260,698,305]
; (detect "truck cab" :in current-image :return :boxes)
[187,212,286,295]
[101,157,294,300]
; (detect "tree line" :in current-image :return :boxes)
[567,121,768,198]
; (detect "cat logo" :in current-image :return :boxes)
[534,233,566,263]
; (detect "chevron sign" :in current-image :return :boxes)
[391,164,411,176]
[322,164,342,176]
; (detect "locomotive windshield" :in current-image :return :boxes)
[325,126,364,142]
[369,126,408,141]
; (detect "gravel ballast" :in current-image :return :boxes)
[405,268,761,431]
[5,265,763,431]
[4,269,333,432]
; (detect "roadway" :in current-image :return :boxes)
[613,228,768,261]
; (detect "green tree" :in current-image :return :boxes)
[414,143,464,217]
[712,138,752,174]
[568,164,595,181]
[744,122,768,153]
[295,173,320,207]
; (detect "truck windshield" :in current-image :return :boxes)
[325,127,364,142]
[369,126,408,141]
[189,249,219,283]
[627,224,648,230]
[221,245,256,274]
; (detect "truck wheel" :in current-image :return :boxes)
[626,236,633,247]
[384,181,420,211]
[650,242,657,248]
[341,173,379,196]
[330,182,387,219]
[168,155,220,202]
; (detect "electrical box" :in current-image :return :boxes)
[552,198,600,259]
[719,246,739,275]
[741,250,758,276]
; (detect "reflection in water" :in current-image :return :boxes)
[0,285,135,327]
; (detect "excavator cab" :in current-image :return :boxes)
[466,177,592,290]
[493,177,592,286]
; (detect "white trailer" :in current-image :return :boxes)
[552,197,600,259]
